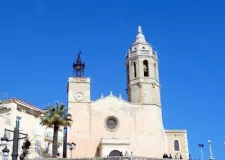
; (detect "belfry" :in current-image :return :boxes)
[73,51,85,77]
[126,26,160,105]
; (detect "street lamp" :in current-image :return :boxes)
[2,146,10,160]
[130,151,134,160]
[1,132,10,160]
[1,128,29,160]
[208,140,214,160]
[198,144,204,160]
[188,154,192,160]
[1,133,9,147]
[67,142,76,158]
[19,139,31,160]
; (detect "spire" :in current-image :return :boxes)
[134,25,147,44]
[138,25,142,33]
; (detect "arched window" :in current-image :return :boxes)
[126,63,130,82]
[154,63,157,78]
[174,140,180,151]
[143,60,149,77]
[133,62,137,78]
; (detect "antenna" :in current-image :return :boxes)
[0,92,8,99]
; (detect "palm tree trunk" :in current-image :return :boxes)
[52,125,59,158]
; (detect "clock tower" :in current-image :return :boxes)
[67,52,91,156]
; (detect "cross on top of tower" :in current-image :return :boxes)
[138,25,142,33]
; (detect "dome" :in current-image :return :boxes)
[133,26,148,45]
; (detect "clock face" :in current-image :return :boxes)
[75,92,83,101]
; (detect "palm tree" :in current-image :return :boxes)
[40,102,72,158]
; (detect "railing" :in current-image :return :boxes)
[27,156,176,160]
[44,132,63,142]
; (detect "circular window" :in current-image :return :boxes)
[106,117,118,131]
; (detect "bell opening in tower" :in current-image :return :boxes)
[143,60,149,77]
[133,62,137,78]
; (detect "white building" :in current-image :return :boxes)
[0,98,64,159]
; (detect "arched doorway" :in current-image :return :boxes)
[109,150,123,156]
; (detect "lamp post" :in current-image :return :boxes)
[1,132,9,147]
[1,128,29,160]
[1,132,9,160]
[198,144,204,160]
[130,151,133,160]
[63,127,67,158]
[188,154,192,160]
[2,146,10,160]
[208,140,214,160]
[11,127,20,160]
[67,142,76,158]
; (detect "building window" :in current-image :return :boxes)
[16,116,21,128]
[106,117,118,131]
[154,63,157,79]
[143,60,149,77]
[127,63,130,82]
[174,140,180,151]
[133,62,137,78]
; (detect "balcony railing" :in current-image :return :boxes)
[44,132,63,142]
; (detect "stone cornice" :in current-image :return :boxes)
[1,98,44,114]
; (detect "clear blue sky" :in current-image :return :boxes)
[0,0,225,159]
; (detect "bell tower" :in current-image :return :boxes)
[126,26,161,106]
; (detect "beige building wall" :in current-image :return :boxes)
[68,85,189,159]
[165,130,189,159]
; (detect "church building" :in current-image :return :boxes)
[67,26,189,159]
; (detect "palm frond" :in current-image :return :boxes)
[40,102,72,128]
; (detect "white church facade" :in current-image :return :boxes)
[67,26,189,159]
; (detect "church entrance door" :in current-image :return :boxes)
[109,150,123,156]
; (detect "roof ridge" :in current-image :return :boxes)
[2,97,44,113]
